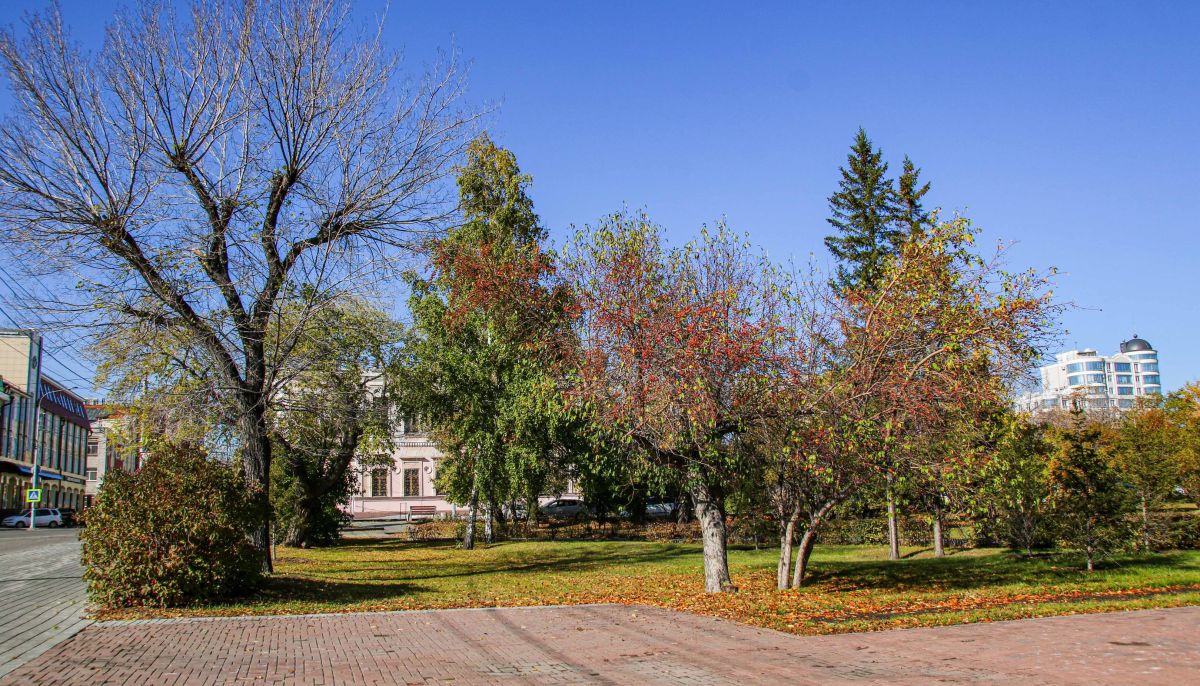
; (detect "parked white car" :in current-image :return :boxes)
[539,498,588,520]
[1,508,63,528]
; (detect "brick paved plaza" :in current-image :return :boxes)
[2,603,1197,685]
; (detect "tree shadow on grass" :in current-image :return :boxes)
[804,551,1197,592]
[279,539,700,585]
[255,575,432,606]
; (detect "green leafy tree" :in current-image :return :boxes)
[975,413,1054,554]
[1167,383,1200,507]
[824,128,903,292]
[1106,401,1178,551]
[1048,410,1135,571]
[270,302,401,548]
[395,135,576,548]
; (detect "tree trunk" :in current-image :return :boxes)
[238,398,273,573]
[886,473,900,561]
[691,481,736,593]
[791,499,839,588]
[777,506,800,591]
[1085,519,1094,572]
[283,492,317,548]
[792,524,819,588]
[463,481,479,550]
[1141,496,1151,552]
[484,497,495,544]
[932,503,945,558]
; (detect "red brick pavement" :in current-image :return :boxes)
[2,604,1197,685]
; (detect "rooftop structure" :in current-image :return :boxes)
[1016,335,1163,414]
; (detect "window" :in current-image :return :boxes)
[1118,399,1134,409]
[370,468,389,497]
[1141,363,1159,372]
[1130,352,1157,360]
[1143,375,1161,386]
[1085,361,1105,371]
[1042,399,1057,408]
[1086,373,1105,384]
[1117,374,1132,384]
[403,416,421,434]
[1113,362,1131,372]
[403,467,421,497]
[86,468,97,481]
[1067,374,1084,386]
[1117,387,1134,396]
[1066,363,1083,374]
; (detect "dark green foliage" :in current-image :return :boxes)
[824,130,937,292]
[824,128,903,291]
[270,448,352,548]
[269,303,400,548]
[1162,511,1200,550]
[80,444,263,608]
[895,156,932,236]
[974,416,1056,554]
[1048,411,1136,571]
[395,135,580,548]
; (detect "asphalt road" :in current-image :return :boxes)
[0,528,90,679]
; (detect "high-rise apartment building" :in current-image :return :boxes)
[1016,336,1163,413]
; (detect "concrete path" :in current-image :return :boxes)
[2,603,1196,685]
[0,528,91,680]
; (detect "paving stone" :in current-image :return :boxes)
[2,602,1198,685]
[0,529,91,680]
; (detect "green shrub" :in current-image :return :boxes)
[81,444,263,608]
[1162,511,1200,550]
[408,519,460,541]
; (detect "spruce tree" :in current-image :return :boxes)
[824,128,902,292]
[895,156,932,237]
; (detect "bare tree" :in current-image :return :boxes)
[0,0,476,569]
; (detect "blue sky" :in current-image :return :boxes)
[2,1,1198,392]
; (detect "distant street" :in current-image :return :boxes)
[0,528,90,679]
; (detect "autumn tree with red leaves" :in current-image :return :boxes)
[564,214,792,593]
[773,217,1058,588]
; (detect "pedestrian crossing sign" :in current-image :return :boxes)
[25,488,41,503]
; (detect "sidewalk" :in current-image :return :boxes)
[2,603,1197,685]
[0,529,91,680]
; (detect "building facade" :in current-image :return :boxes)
[84,405,141,507]
[348,415,455,518]
[1016,335,1163,413]
[0,330,90,512]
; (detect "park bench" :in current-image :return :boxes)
[408,505,438,520]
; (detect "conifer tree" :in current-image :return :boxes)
[1048,410,1134,571]
[824,128,902,291]
[895,156,932,236]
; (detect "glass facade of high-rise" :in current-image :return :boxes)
[1016,336,1163,413]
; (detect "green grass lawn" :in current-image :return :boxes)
[98,539,1200,634]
